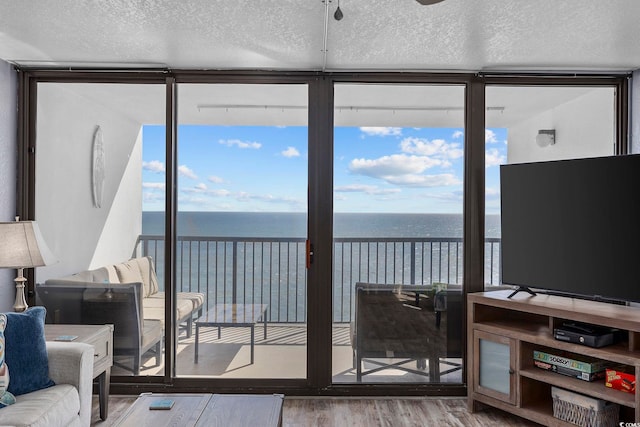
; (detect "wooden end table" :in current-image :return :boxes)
[194,304,268,364]
[45,324,114,421]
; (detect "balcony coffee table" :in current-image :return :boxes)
[194,304,268,364]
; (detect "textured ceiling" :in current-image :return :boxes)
[2,0,640,71]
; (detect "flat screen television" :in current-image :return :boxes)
[500,154,640,304]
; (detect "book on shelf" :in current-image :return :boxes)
[533,350,608,382]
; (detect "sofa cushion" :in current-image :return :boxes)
[67,265,119,284]
[5,307,55,396]
[0,314,16,408]
[0,384,80,427]
[175,292,205,312]
[136,256,159,297]
[114,259,147,293]
[147,291,204,312]
[144,293,194,323]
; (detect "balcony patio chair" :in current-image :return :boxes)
[350,282,439,382]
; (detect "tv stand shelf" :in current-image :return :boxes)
[468,290,640,425]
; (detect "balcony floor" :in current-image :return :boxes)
[111,324,462,384]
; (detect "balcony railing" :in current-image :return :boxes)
[138,235,501,323]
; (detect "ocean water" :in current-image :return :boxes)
[141,211,501,322]
[142,211,501,238]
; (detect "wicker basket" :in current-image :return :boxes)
[552,395,619,427]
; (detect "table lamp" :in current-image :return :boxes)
[0,218,57,312]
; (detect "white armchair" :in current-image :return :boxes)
[1,341,94,427]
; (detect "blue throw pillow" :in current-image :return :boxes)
[4,307,55,396]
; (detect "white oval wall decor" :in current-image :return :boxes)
[92,125,105,208]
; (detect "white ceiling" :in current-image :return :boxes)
[2,0,640,72]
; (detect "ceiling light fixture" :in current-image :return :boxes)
[334,0,343,20]
[415,0,446,5]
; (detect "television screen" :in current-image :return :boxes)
[500,154,640,303]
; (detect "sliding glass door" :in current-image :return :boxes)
[172,83,309,379]
[25,71,626,394]
[34,82,166,376]
[332,83,465,385]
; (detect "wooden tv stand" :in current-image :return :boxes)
[468,290,640,425]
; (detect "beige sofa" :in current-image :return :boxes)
[0,342,94,427]
[38,257,204,374]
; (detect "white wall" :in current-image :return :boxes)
[35,84,147,282]
[0,60,17,311]
[90,128,144,267]
[508,88,616,163]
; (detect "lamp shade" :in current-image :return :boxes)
[0,221,57,268]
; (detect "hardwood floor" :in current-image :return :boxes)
[91,395,539,426]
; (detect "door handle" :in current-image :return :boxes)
[306,240,314,268]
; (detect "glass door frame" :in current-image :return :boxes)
[169,75,319,390]
[16,69,628,397]
[326,73,483,396]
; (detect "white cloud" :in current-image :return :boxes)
[234,192,304,209]
[143,182,165,190]
[350,154,443,177]
[359,127,402,137]
[219,139,262,149]
[486,148,506,167]
[208,175,224,183]
[452,130,464,139]
[399,137,463,160]
[182,184,206,194]
[349,154,460,188]
[142,160,165,173]
[182,184,231,197]
[282,146,300,158]
[485,129,498,144]
[143,192,165,203]
[210,189,231,197]
[178,165,198,180]
[485,187,500,200]
[426,190,464,202]
[178,195,209,207]
[385,173,461,187]
[334,184,401,195]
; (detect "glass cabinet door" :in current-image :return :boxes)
[473,330,516,405]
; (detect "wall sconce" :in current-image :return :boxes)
[536,129,556,148]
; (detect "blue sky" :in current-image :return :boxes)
[141,125,507,214]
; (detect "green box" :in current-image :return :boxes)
[533,350,608,374]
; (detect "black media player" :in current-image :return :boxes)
[553,322,617,348]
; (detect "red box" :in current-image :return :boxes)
[605,368,636,394]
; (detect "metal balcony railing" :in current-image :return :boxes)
[138,235,501,323]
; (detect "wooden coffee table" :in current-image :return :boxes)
[194,304,268,364]
[112,393,283,427]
